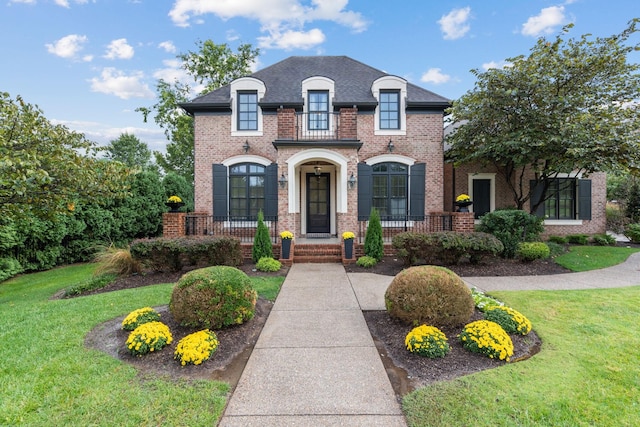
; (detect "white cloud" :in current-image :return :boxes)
[158,40,177,53]
[482,60,511,70]
[420,68,451,85]
[521,6,566,37]
[153,59,190,83]
[45,34,89,60]
[438,7,471,40]
[104,38,134,60]
[258,28,326,50]
[53,119,167,152]
[89,68,154,99]
[168,0,367,50]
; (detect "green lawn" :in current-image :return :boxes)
[0,264,284,426]
[403,286,640,426]
[555,245,640,271]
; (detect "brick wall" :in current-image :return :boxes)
[163,212,186,238]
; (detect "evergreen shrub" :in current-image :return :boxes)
[384,265,474,328]
[170,266,257,329]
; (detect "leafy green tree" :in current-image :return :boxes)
[104,133,152,169]
[138,40,259,184]
[0,92,130,221]
[446,20,640,213]
[364,208,384,261]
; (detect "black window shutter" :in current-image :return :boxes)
[578,179,592,220]
[530,180,545,217]
[264,163,278,219]
[212,164,228,219]
[357,163,372,220]
[409,163,426,220]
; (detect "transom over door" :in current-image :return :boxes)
[306,173,330,233]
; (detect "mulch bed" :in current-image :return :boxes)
[80,255,558,397]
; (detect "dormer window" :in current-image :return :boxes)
[379,90,400,130]
[231,77,266,136]
[308,91,329,130]
[372,76,407,136]
[238,91,258,131]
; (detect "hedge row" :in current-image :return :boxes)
[392,231,504,266]
[130,237,243,272]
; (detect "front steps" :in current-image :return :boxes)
[292,243,342,263]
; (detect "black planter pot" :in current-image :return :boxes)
[281,239,292,259]
[344,238,354,259]
[455,201,473,212]
[165,202,185,212]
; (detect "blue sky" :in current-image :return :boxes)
[2,0,638,153]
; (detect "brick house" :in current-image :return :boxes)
[177,55,605,251]
[179,56,462,245]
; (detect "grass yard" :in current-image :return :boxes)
[0,264,284,426]
[555,245,640,271]
[403,285,640,426]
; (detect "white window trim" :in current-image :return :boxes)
[301,76,335,137]
[372,76,407,136]
[468,173,496,217]
[231,77,266,136]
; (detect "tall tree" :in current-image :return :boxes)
[138,40,259,184]
[104,133,152,169]
[0,92,130,221]
[446,20,640,212]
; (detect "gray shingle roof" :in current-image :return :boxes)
[181,56,450,112]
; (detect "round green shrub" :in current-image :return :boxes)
[170,266,257,329]
[356,255,378,268]
[384,265,474,328]
[256,257,281,272]
[624,223,640,243]
[592,233,616,246]
[516,242,550,262]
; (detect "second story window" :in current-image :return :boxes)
[379,90,400,129]
[238,91,258,131]
[308,91,329,130]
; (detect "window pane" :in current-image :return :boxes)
[380,91,400,130]
[229,163,265,219]
[238,92,258,131]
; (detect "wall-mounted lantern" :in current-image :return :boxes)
[348,173,357,189]
[279,173,288,188]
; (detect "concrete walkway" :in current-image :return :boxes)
[219,263,406,427]
[218,252,640,426]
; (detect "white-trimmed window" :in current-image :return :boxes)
[372,76,407,136]
[231,77,266,136]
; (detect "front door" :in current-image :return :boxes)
[306,173,330,233]
[472,179,491,219]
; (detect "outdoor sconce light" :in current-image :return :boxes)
[387,139,395,152]
[314,166,322,176]
[348,173,357,189]
[279,173,288,188]
[243,140,250,153]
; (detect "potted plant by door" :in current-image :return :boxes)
[342,231,355,259]
[166,195,185,212]
[454,194,473,212]
[280,231,294,259]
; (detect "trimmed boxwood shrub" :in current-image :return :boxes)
[385,265,474,328]
[256,257,281,272]
[516,242,551,262]
[478,209,544,258]
[566,234,589,245]
[170,266,257,329]
[592,233,616,246]
[356,255,378,268]
[392,231,503,266]
[130,236,242,272]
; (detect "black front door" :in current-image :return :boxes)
[472,179,491,219]
[306,173,330,233]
